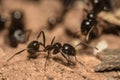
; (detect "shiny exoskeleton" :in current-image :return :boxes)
[7,31,45,62]
[0,15,6,31]
[81,0,112,40]
[44,36,82,66]
[81,12,97,35]
[8,10,31,47]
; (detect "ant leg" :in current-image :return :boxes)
[60,52,70,64]
[51,36,55,45]
[86,25,95,41]
[24,29,32,42]
[74,55,84,65]
[44,50,50,71]
[7,49,26,62]
[36,31,46,47]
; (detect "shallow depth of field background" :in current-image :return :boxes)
[0,0,120,80]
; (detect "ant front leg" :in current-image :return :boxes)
[60,52,71,65]
[7,49,26,62]
[44,50,51,71]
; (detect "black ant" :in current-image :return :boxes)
[7,10,31,47]
[81,0,112,40]
[0,15,6,31]
[43,35,98,69]
[6,31,46,62]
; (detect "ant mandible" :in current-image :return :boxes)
[8,10,31,47]
[6,31,46,62]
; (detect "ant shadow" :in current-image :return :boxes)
[52,56,76,68]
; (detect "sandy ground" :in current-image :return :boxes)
[0,0,120,80]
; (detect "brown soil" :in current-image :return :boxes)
[0,0,120,80]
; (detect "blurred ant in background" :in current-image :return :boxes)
[81,0,112,40]
[7,10,31,47]
[47,0,76,30]
[0,0,6,31]
[0,15,6,31]
[7,31,45,62]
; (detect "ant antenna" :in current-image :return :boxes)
[7,49,26,62]
[51,36,55,45]
[86,25,95,41]
[75,42,98,50]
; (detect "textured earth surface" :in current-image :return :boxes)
[0,0,120,80]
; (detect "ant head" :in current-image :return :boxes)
[52,42,62,54]
[11,10,24,21]
[62,43,76,56]
[27,40,40,52]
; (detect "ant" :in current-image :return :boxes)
[0,15,6,31]
[43,35,98,70]
[81,0,112,40]
[8,10,31,47]
[6,31,46,62]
